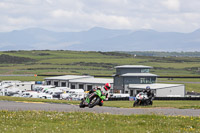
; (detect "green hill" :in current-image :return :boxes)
[0,50,200,76]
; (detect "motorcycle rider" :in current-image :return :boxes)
[143,86,154,105]
[87,83,111,106]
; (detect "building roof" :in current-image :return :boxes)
[129,83,184,90]
[44,75,93,80]
[69,77,113,84]
[115,65,153,69]
[120,73,157,77]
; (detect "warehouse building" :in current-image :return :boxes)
[44,75,93,87]
[44,75,113,91]
[69,78,113,91]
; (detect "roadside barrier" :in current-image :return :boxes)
[154,97,200,100]
[108,97,200,101]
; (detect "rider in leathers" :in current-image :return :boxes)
[143,86,154,105]
[88,83,111,106]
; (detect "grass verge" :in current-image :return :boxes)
[0,111,199,133]
[0,96,80,105]
[1,96,200,109]
[104,100,200,109]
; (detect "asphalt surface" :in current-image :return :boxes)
[0,101,199,116]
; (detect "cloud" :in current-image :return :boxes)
[162,0,180,11]
[0,0,200,32]
[51,9,131,29]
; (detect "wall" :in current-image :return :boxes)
[14,82,35,91]
[68,82,113,92]
[156,85,185,97]
[113,76,124,90]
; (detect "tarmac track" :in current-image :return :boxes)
[0,101,199,116]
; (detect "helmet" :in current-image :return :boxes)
[146,86,150,90]
[104,83,111,91]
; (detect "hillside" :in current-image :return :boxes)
[1,27,200,51]
[0,50,200,77]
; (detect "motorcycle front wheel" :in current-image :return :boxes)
[88,95,100,108]
[79,99,86,108]
[133,100,138,107]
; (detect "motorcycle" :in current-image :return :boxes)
[133,92,153,107]
[79,89,106,108]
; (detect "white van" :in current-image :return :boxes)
[60,89,84,100]
[21,91,38,98]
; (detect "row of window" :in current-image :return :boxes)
[124,78,156,84]
[140,78,155,84]
[46,81,93,91]
[117,69,150,74]
[46,81,67,87]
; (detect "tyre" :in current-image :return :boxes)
[150,101,153,105]
[133,101,138,107]
[99,100,103,106]
[88,95,100,108]
[79,100,86,108]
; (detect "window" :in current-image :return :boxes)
[125,91,129,94]
[87,85,92,91]
[79,84,84,89]
[140,77,155,84]
[71,84,75,89]
[61,82,66,87]
[130,90,134,96]
[140,78,146,84]
[141,69,149,73]
[46,81,51,85]
[54,81,58,87]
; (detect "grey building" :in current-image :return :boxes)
[113,65,157,93]
[113,65,185,97]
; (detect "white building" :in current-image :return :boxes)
[44,75,113,91]
[69,77,113,91]
[44,75,93,87]
[129,83,185,97]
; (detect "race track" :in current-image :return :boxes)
[0,101,199,116]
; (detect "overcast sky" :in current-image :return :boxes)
[0,0,200,33]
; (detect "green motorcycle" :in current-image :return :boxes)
[79,89,106,108]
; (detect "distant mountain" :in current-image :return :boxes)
[0,27,200,51]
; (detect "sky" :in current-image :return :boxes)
[0,0,200,33]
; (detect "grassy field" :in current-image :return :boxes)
[0,111,199,133]
[1,50,200,76]
[1,96,200,109]
[1,50,200,93]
